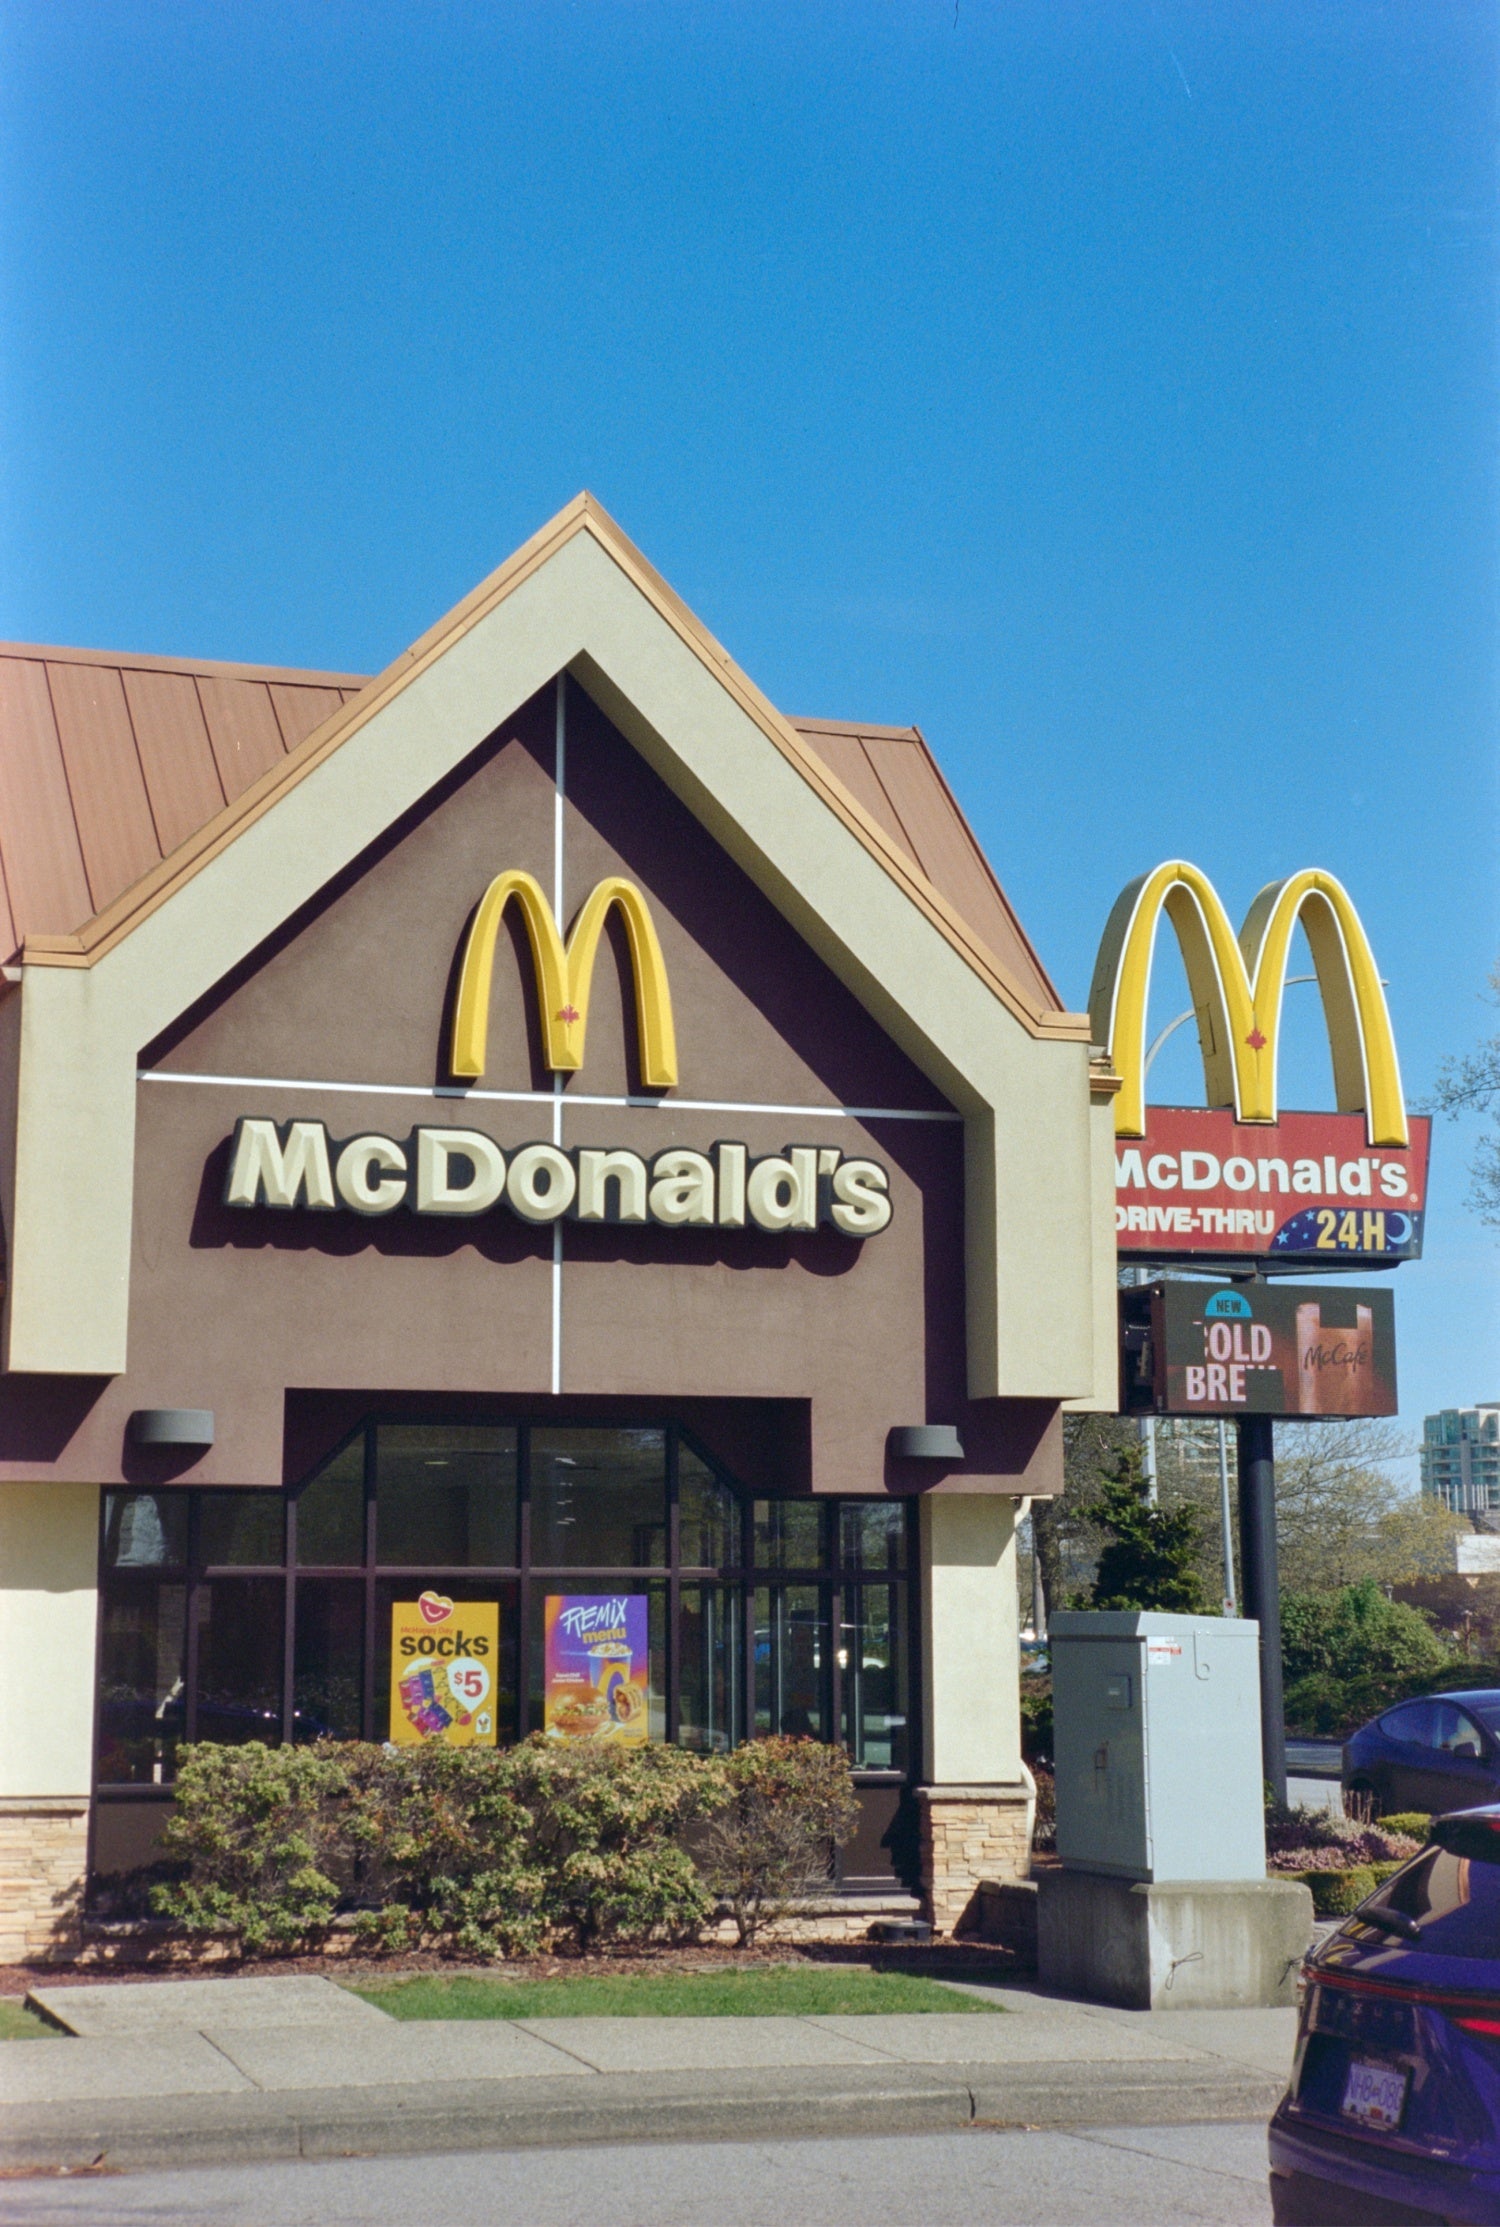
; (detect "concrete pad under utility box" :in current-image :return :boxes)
[26,1975,387,2037]
[1036,1873,1313,2010]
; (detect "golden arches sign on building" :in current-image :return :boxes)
[1088,861,1406,1147]
[450,870,679,1089]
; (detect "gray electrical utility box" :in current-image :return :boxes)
[1048,1610,1266,1883]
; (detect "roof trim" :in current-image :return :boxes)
[17,495,1089,1044]
[0,642,368,688]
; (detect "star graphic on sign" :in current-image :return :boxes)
[1245,1027,1268,1052]
[557,1004,580,1024]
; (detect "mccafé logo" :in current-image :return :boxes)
[1089,862,1407,1147]
[450,870,678,1088]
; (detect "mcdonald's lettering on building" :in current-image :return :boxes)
[1090,860,1431,1264]
[0,497,1123,1959]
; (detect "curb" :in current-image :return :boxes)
[0,2061,1286,2172]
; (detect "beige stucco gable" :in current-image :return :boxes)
[0,500,1118,1403]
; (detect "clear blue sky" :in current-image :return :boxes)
[2,2,1495,1465]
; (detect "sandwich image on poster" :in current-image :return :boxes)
[388,1591,499,1746]
[544,1594,649,1744]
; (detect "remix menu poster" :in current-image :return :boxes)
[543,1594,649,1743]
[389,1592,499,1746]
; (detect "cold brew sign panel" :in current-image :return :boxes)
[1124,1282,1397,1419]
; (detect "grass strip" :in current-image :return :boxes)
[352,1967,1005,2021]
[0,1998,65,2040]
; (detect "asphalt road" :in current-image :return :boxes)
[0,2123,1273,2226]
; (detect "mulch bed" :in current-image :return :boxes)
[1,1937,1023,1995]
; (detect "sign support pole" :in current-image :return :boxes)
[1236,1414,1286,1806]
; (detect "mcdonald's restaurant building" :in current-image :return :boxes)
[0,499,1118,1958]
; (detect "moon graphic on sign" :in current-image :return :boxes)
[1385,1214,1412,1246]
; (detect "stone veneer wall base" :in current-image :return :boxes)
[0,1797,88,1964]
[916,1782,1034,1937]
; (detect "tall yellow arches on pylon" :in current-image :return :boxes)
[1087,862,1407,1147]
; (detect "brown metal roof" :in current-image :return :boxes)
[0,644,365,960]
[789,718,1063,1012]
[0,642,1061,1013]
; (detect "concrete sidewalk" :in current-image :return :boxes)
[0,1973,1296,2172]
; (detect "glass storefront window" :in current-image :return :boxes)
[93,1427,916,1789]
[195,1577,284,1746]
[102,1492,188,1568]
[96,1576,186,1783]
[531,1429,667,1567]
[293,1578,364,1742]
[840,1501,907,1574]
[680,1584,741,1753]
[376,1425,517,1567]
[199,1492,284,1568]
[679,1445,738,1568]
[754,1584,830,1740]
[753,1500,825,1570]
[840,1583,909,1772]
[296,1438,365,1567]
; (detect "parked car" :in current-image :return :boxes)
[1343,1690,1500,1817]
[1269,1804,1500,2224]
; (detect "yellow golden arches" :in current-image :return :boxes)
[1088,860,1406,1147]
[1239,869,1405,1146]
[450,870,679,1089]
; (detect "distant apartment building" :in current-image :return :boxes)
[1421,1406,1500,1514]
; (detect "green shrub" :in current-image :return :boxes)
[1294,1864,1378,1916]
[1019,1675,1053,1765]
[1282,1581,1456,1736]
[699,1737,861,1945]
[154,1735,857,1958]
[343,1740,554,1959]
[150,1742,350,1954]
[505,1739,727,1952]
[1377,1812,1432,1842]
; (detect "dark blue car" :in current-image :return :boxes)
[1344,1691,1500,1818]
[1269,1805,1500,2223]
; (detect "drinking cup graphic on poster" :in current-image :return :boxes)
[388,1591,499,1746]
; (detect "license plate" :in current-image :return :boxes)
[1341,2058,1408,2132]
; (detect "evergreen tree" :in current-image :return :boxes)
[1081,1442,1213,1615]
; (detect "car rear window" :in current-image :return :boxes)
[1465,1697,1500,1739]
[1367,1846,1500,1961]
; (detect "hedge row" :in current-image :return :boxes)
[1289,1859,1409,1917]
[150,1736,859,1958]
